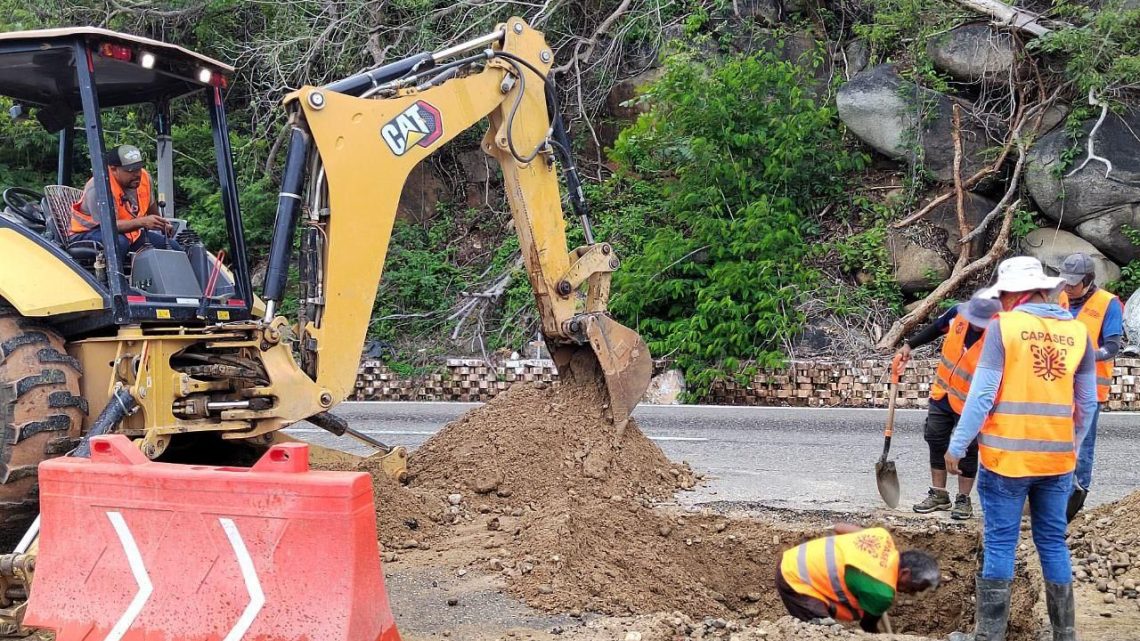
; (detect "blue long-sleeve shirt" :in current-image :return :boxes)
[948,303,1098,460]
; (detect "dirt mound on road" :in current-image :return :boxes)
[1068,490,1140,604]
[504,502,1008,638]
[408,381,695,507]
[549,613,939,641]
[311,450,439,549]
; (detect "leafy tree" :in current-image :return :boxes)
[607,50,866,393]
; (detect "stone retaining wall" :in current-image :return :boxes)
[353,357,1140,410]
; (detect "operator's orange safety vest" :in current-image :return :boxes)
[69,169,152,244]
[1072,289,1118,402]
[929,314,982,414]
[979,311,1088,478]
[780,527,899,621]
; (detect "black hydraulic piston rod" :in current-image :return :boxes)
[262,127,312,313]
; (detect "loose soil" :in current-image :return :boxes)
[331,381,1042,639]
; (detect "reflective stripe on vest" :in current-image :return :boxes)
[1075,288,1117,402]
[68,170,151,244]
[931,315,981,414]
[979,311,1086,477]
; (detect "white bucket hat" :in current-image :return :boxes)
[979,256,1066,299]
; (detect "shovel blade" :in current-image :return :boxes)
[875,460,900,508]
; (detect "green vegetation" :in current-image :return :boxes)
[605,51,866,393]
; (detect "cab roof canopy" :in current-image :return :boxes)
[0,27,233,114]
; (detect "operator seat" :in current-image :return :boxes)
[43,185,103,266]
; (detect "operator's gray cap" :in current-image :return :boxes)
[104,144,145,171]
[960,293,1002,328]
[1059,252,1097,286]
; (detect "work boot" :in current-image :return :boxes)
[950,578,1013,641]
[913,487,952,513]
[1045,581,1077,641]
[951,493,974,520]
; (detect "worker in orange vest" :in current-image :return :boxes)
[896,294,1002,520]
[1056,253,1122,520]
[69,144,181,259]
[777,524,940,632]
[946,257,1096,641]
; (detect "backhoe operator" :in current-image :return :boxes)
[69,144,181,256]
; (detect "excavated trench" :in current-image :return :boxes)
[325,381,1042,639]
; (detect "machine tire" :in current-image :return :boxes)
[0,303,86,544]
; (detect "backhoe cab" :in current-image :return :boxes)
[0,28,254,330]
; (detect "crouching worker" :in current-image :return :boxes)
[776,524,940,632]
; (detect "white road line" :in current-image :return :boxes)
[219,518,265,641]
[648,436,708,442]
[105,512,153,641]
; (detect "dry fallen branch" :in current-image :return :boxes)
[951,105,971,265]
[877,198,1020,349]
[950,0,1055,36]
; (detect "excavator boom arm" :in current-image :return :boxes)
[254,18,650,431]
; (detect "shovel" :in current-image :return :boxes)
[875,354,904,508]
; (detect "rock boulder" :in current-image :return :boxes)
[1025,111,1140,263]
[1020,228,1120,285]
[926,24,1016,82]
[888,232,952,294]
[926,192,999,257]
[837,65,999,182]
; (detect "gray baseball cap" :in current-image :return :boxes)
[960,293,1002,328]
[1059,253,1096,286]
[104,144,145,171]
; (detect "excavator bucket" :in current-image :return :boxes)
[556,314,652,434]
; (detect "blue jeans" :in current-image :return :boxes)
[72,227,182,257]
[1074,403,1100,489]
[977,467,1072,584]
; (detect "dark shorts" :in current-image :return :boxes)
[776,566,831,621]
[925,401,978,478]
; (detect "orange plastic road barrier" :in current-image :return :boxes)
[25,435,401,641]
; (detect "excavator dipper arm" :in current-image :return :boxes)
[250,18,650,434]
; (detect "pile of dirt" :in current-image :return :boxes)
[310,449,440,549]
[498,502,1027,639]
[547,613,939,641]
[409,382,695,507]
[1068,490,1140,603]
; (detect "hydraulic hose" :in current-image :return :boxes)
[73,386,137,458]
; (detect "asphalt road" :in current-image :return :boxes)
[286,403,1140,512]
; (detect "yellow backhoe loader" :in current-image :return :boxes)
[0,19,651,634]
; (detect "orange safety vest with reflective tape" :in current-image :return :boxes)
[979,311,1087,478]
[929,314,982,414]
[780,527,899,621]
[1073,288,1117,402]
[69,170,151,244]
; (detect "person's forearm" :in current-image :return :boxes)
[949,366,1001,457]
[1074,341,1098,449]
[906,322,943,349]
[1096,335,1121,361]
[115,218,139,232]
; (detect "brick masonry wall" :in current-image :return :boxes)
[353,357,1140,410]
